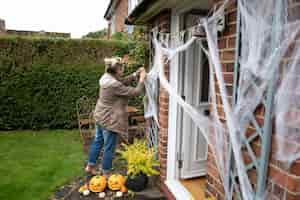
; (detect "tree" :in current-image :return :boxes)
[83,29,108,39]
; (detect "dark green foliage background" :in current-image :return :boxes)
[0,36,141,130]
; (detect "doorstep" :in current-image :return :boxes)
[180,177,206,200]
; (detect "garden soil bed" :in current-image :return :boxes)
[50,158,165,200]
[50,174,166,200]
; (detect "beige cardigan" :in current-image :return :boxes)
[94,73,144,134]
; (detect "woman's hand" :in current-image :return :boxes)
[139,69,147,83]
[136,67,145,75]
[133,67,145,79]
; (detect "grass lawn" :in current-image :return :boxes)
[0,130,86,200]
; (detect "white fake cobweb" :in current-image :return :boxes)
[143,0,300,199]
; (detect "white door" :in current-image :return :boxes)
[178,14,209,179]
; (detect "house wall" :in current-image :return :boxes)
[149,10,176,199]
[107,22,111,39]
[205,1,237,199]
[206,1,300,200]
[152,10,171,182]
[0,19,69,38]
[108,0,128,38]
[0,19,5,35]
[115,0,128,33]
[148,0,300,199]
[5,29,70,38]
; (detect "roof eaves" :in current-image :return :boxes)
[125,0,154,25]
[104,0,117,20]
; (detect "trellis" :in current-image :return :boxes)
[146,118,159,148]
[145,39,159,149]
[226,1,283,199]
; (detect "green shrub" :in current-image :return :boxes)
[0,36,129,70]
[0,36,131,130]
[117,139,159,177]
[0,63,104,130]
[0,36,148,130]
[83,28,108,39]
[111,32,130,41]
[129,42,148,66]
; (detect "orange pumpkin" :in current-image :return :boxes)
[120,185,128,193]
[108,174,125,191]
[89,175,107,193]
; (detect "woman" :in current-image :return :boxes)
[85,57,146,177]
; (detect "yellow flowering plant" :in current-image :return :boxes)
[117,139,159,177]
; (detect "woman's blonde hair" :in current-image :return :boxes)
[104,57,123,74]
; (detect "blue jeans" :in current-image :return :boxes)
[88,125,118,174]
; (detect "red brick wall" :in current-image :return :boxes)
[115,0,128,33]
[150,10,175,200]
[206,1,300,200]
[108,0,128,38]
[147,1,300,200]
[151,10,172,184]
[205,1,237,199]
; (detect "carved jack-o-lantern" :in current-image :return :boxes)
[89,175,107,193]
[108,174,125,191]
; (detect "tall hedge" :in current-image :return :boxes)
[0,36,130,71]
[0,36,134,130]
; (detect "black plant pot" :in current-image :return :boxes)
[125,173,148,192]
